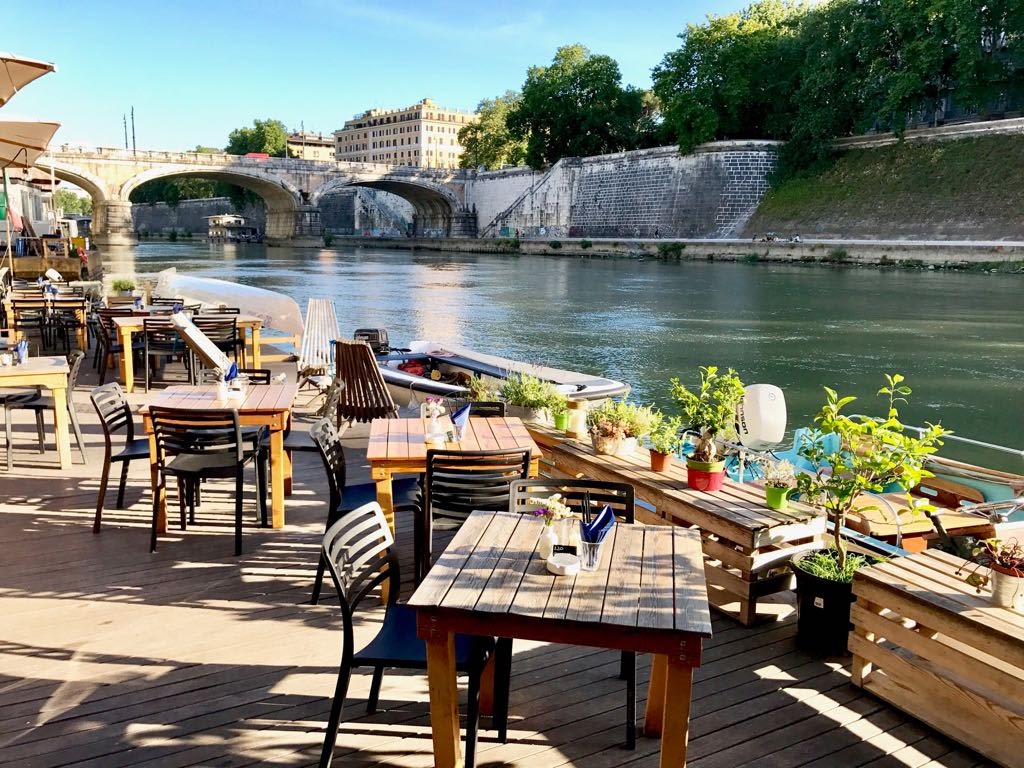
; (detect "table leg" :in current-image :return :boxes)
[76,309,87,351]
[118,326,134,393]
[250,326,262,368]
[149,433,167,533]
[50,383,72,469]
[644,654,668,737]
[659,659,695,768]
[375,473,396,534]
[269,428,285,528]
[283,439,293,496]
[425,632,464,768]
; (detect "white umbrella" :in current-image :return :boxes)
[0,119,60,168]
[0,52,56,108]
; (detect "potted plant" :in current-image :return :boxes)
[791,374,948,655]
[960,538,1024,612]
[499,372,563,424]
[648,414,682,472]
[551,399,569,431]
[586,399,657,457]
[671,366,745,491]
[762,459,797,510]
[111,277,135,297]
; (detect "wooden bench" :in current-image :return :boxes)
[527,426,825,625]
[850,549,1024,767]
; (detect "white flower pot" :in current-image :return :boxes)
[538,524,557,561]
[990,568,1024,612]
[616,436,638,458]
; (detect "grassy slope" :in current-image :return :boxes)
[745,134,1024,240]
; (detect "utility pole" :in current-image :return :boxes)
[131,106,136,155]
[123,114,128,149]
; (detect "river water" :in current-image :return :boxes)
[101,242,1024,469]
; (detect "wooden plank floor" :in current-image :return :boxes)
[0,360,996,767]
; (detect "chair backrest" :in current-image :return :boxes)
[209,306,241,314]
[441,398,505,418]
[11,300,46,327]
[106,296,138,306]
[200,367,271,385]
[143,317,179,347]
[90,382,135,446]
[316,375,347,422]
[192,316,237,343]
[297,298,339,376]
[67,350,86,391]
[508,479,635,524]
[322,501,398,613]
[334,338,398,423]
[149,406,243,466]
[426,449,531,526]
[311,417,347,514]
[150,297,184,305]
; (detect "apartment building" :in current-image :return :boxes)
[286,132,336,162]
[333,98,476,168]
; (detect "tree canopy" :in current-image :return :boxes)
[225,118,288,156]
[53,188,92,216]
[458,91,528,170]
[507,45,648,169]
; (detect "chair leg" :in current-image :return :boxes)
[234,468,244,556]
[34,409,45,453]
[116,461,130,508]
[366,666,384,714]
[466,651,484,768]
[68,404,86,463]
[179,478,189,529]
[5,406,13,471]
[257,449,269,527]
[94,453,112,533]
[310,552,328,605]
[624,651,636,749]
[318,662,353,768]
[493,638,513,743]
[150,473,163,553]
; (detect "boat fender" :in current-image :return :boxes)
[736,384,787,450]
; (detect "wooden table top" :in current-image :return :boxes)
[367,416,541,463]
[409,509,713,649]
[0,355,70,381]
[527,426,820,535]
[854,549,1024,652]
[139,383,298,415]
[112,313,263,330]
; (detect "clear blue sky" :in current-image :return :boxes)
[5,0,746,152]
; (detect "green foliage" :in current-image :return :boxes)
[111,277,135,292]
[499,372,564,409]
[548,240,562,249]
[586,399,659,439]
[168,230,178,242]
[742,252,760,263]
[657,242,685,259]
[322,232,334,247]
[53,189,92,216]
[823,248,849,263]
[962,538,1024,590]
[495,238,520,252]
[508,45,648,169]
[225,118,288,157]
[458,91,528,170]
[796,549,876,583]
[671,366,745,462]
[579,239,593,249]
[649,414,683,455]
[468,376,500,402]
[795,374,949,572]
[183,229,192,238]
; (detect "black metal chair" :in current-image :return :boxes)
[508,478,637,748]
[7,350,88,466]
[318,501,499,768]
[89,382,151,532]
[192,316,244,368]
[440,399,506,418]
[95,308,144,385]
[283,377,345,455]
[48,298,88,353]
[415,448,531,584]
[199,367,271,385]
[11,300,48,351]
[143,317,190,391]
[1,389,44,471]
[148,406,267,555]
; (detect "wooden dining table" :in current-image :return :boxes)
[409,509,713,768]
[139,383,298,530]
[0,355,72,469]
[366,416,542,533]
[112,313,264,394]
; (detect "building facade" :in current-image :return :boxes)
[286,132,336,162]
[333,98,476,168]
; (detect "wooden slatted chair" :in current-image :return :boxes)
[416,448,531,584]
[297,298,339,389]
[318,501,499,768]
[508,479,637,747]
[333,338,398,427]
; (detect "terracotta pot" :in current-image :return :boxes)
[686,459,726,491]
[650,450,672,472]
[591,433,622,455]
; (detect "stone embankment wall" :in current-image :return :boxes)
[467,142,779,239]
[131,198,266,234]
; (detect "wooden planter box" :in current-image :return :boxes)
[850,550,1024,767]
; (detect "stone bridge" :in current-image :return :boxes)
[40,148,478,245]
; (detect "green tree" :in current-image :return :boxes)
[508,44,646,169]
[53,188,92,216]
[225,118,288,156]
[193,145,221,154]
[458,91,528,170]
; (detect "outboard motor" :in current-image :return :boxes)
[736,384,787,450]
[354,328,390,354]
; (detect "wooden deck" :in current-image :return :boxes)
[0,371,996,767]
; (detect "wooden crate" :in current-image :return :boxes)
[527,427,825,625]
[851,549,1024,767]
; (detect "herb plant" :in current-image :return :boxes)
[671,366,745,463]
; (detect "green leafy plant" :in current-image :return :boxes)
[795,374,949,578]
[586,399,658,439]
[959,538,1024,590]
[111,277,135,292]
[762,459,797,489]
[548,240,562,249]
[657,242,685,259]
[579,239,593,249]
[168,230,178,242]
[671,366,745,463]
[323,232,334,247]
[795,549,875,583]
[549,398,569,418]
[468,376,499,402]
[649,414,683,455]
[499,372,563,409]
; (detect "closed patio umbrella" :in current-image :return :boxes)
[0,53,56,108]
[0,119,60,168]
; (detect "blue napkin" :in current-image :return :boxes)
[36,276,44,285]
[48,285,59,296]
[582,503,615,543]
[14,340,28,364]
[171,302,183,313]
[452,403,471,430]
[224,362,238,382]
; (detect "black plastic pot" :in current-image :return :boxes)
[790,553,856,656]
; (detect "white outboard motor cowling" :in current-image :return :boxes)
[736,384,787,450]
